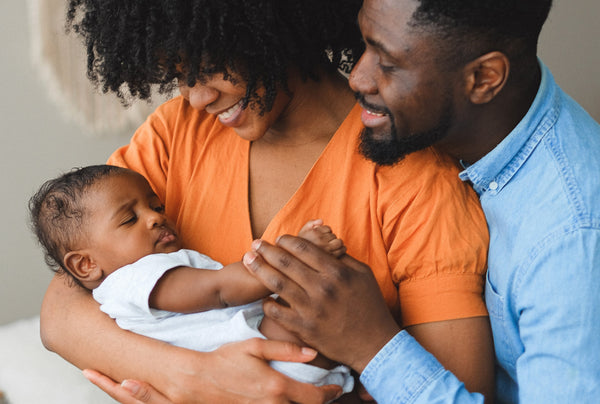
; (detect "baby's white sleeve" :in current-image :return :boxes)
[92,249,222,320]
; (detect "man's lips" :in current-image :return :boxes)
[360,106,390,128]
[355,94,390,128]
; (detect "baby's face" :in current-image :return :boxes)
[82,171,181,275]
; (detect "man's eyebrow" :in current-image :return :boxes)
[364,36,397,60]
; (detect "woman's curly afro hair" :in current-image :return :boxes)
[67,0,363,110]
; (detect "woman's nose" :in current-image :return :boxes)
[179,83,219,110]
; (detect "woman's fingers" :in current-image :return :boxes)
[82,369,172,404]
[242,337,318,363]
[83,339,342,404]
[213,339,344,403]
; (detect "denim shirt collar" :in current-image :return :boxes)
[459,61,561,196]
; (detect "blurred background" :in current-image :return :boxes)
[1,0,599,326]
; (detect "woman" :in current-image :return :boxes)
[41,1,494,402]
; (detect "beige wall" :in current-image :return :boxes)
[0,1,130,325]
[539,0,600,120]
[1,0,599,325]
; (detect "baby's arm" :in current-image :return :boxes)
[148,262,268,313]
[150,219,346,313]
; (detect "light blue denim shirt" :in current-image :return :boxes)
[361,61,600,403]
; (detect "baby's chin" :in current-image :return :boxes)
[156,243,182,254]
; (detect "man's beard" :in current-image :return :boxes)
[359,110,452,166]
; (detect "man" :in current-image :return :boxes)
[245,0,600,402]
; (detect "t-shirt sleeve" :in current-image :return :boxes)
[93,250,222,320]
[107,99,180,201]
[382,152,489,326]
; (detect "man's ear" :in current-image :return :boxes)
[63,251,103,282]
[463,51,510,105]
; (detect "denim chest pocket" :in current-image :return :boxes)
[485,270,519,374]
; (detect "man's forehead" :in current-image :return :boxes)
[358,0,416,25]
[358,0,418,54]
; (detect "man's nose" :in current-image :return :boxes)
[349,53,378,95]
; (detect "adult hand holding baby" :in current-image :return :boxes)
[83,338,343,404]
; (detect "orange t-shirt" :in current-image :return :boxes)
[109,97,489,326]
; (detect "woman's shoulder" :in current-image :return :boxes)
[372,147,457,186]
[142,96,237,148]
[372,147,481,217]
[110,96,240,175]
[150,96,216,130]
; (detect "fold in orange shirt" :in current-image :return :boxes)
[109,98,489,327]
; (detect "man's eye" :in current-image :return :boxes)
[378,62,395,73]
[153,205,165,213]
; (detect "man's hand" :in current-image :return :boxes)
[243,236,401,373]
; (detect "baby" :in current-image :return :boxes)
[29,164,353,394]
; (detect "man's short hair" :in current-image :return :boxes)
[410,0,553,68]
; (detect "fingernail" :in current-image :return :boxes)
[243,251,257,267]
[301,347,318,357]
[251,239,262,251]
[121,379,140,395]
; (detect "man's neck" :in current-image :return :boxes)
[440,65,542,165]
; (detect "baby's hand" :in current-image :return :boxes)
[298,219,347,258]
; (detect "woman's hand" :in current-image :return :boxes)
[86,338,343,404]
[83,369,171,404]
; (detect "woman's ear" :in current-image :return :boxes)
[463,51,510,105]
[63,251,103,283]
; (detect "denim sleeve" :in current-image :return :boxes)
[359,331,484,404]
[512,228,600,402]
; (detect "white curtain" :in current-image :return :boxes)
[27,0,169,136]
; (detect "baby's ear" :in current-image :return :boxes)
[63,251,103,282]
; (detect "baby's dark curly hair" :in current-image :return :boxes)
[29,165,129,283]
[410,0,553,71]
[66,0,363,111]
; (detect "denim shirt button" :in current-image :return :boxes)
[489,181,499,190]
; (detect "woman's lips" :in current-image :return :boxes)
[218,100,244,126]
